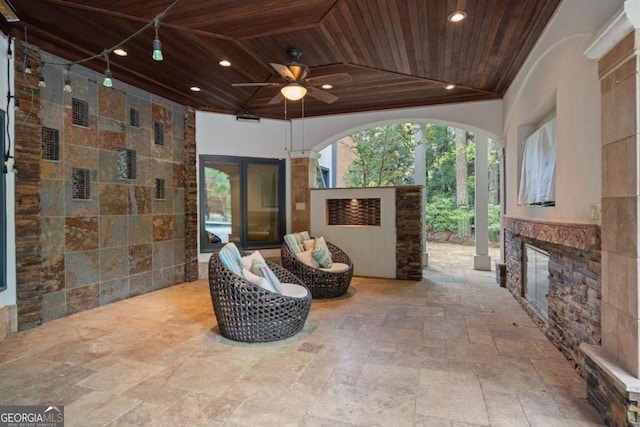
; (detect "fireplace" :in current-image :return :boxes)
[503,216,601,370]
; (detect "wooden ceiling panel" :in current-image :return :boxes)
[8,0,561,119]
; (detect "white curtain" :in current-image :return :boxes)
[518,117,556,205]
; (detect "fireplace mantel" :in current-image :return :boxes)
[503,216,600,251]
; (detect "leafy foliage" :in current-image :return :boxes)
[342,124,416,187]
[426,195,474,234]
[340,123,501,242]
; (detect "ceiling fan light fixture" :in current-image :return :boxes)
[281,83,307,101]
[448,10,467,22]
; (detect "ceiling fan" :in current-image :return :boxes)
[232,48,351,104]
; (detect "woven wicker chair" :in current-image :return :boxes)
[208,251,311,342]
[281,240,353,299]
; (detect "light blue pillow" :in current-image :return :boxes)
[218,243,243,277]
[251,259,283,294]
[284,234,304,254]
[312,236,333,268]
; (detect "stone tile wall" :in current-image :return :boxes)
[504,224,601,372]
[395,186,424,280]
[13,42,196,329]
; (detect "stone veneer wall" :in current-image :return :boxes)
[13,42,196,329]
[291,157,313,233]
[504,218,601,371]
[396,186,423,280]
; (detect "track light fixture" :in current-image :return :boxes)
[152,19,163,61]
[63,65,72,92]
[24,56,31,74]
[103,52,113,87]
[24,0,180,94]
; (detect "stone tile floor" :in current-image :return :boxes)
[0,242,603,426]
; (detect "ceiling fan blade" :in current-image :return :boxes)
[231,82,281,87]
[307,86,338,104]
[268,92,284,105]
[270,63,295,80]
[306,73,352,85]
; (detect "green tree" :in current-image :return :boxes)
[342,124,416,187]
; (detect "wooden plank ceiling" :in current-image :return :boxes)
[6,0,561,119]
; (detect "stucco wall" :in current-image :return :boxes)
[196,101,503,263]
[503,0,623,223]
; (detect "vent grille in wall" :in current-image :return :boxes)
[129,108,140,128]
[72,98,89,127]
[72,168,91,199]
[155,178,165,199]
[154,121,165,146]
[117,149,137,180]
[41,127,59,160]
[327,198,381,226]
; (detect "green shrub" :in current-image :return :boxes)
[426,196,473,234]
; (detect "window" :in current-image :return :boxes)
[199,155,285,251]
[154,121,165,146]
[129,108,140,128]
[117,149,136,180]
[523,244,549,318]
[155,178,165,199]
[72,168,91,200]
[0,112,5,291]
[42,127,60,161]
[72,98,89,127]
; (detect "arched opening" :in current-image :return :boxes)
[312,120,501,271]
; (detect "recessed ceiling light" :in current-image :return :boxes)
[190,86,201,92]
[445,84,456,90]
[219,60,231,67]
[321,84,333,89]
[113,48,127,57]
[447,10,467,22]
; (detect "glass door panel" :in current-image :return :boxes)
[202,160,240,246]
[246,163,281,245]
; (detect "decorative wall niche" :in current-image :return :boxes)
[327,198,381,226]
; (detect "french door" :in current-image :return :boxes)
[199,155,285,251]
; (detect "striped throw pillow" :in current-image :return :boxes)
[312,236,333,268]
[284,233,304,253]
[218,243,243,277]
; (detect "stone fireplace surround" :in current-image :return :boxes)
[503,216,601,371]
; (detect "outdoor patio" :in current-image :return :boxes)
[0,243,603,426]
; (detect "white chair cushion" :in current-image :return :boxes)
[242,268,277,293]
[240,250,265,270]
[280,283,308,299]
[250,259,283,293]
[295,250,320,269]
[303,239,315,251]
[319,262,350,273]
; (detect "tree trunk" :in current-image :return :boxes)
[454,128,470,237]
